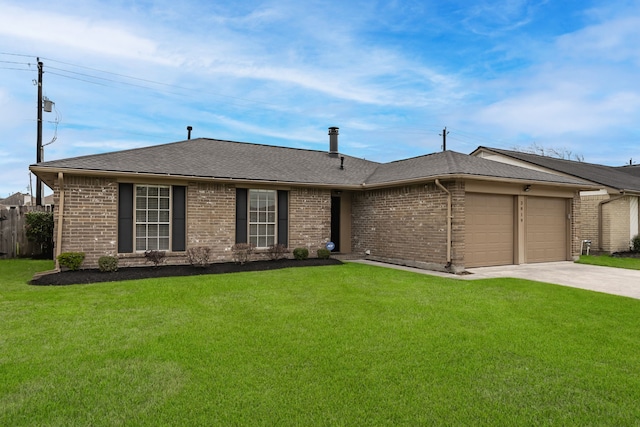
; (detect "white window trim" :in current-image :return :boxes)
[248,189,277,248]
[134,184,172,252]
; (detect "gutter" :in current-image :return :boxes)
[54,172,64,271]
[435,179,452,267]
[29,166,600,192]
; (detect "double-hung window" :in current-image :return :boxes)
[249,189,276,248]
[135,185,170,251]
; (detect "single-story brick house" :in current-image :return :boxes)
[472,147,640,253]
[30,128,595,272]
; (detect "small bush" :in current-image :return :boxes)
[232,243,255,264]
[317,248,331,259]
[293,247,309,260]
[57,252,85,271]
[187,246,212,267]
[267,244,289,260]
[144,250,166,267]
[98,255,119,272]
[632,235,640,252]
[25,211,54,258]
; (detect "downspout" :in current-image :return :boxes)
[435,179,452,268]
[55,172,65,271]
[598,192,626,252]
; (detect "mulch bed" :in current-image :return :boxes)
[31,258,343,286]
[612,251,640,258]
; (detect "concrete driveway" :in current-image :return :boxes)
[351,260,640,300]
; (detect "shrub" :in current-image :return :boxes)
[632,235,640,252]
[57,252,85,271]
[267,243,289,260]
[98,255,119,272]
[317,248,331,259]
[25,211,54,258]
[232,243,255,264]
[187,246,212,267]
[293,247,309,260]
[144,250,166,267]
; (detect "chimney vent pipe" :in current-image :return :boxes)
[187,126,193,140]
[328,126,339,156]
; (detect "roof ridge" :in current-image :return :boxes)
[36,137,382,167]
[479,146,610,168]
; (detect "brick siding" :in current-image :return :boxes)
[53,176,118,267]
[578,193,608,251]
[571,192,582,258]
[601,196,631,252]
[186,182,236,261]
[53,177,332,268]
[351,181,464,272]
[288,187,332,257]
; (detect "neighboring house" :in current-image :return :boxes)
[0,193,54,210]
[0,192,29,209]
[617,164,640,178]
[472,147,640,253]
[30,129,595,272]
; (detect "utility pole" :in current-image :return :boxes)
[440,127,449,151]
[36,59,43,207]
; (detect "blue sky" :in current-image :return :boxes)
[1,0,640,197]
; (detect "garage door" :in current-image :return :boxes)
[526,197,567,263]
[466,193,514,267]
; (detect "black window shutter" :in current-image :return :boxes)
[117,183,134,253]
[235,188,248,243]
[277,190,288,247]
[172,186,186,251]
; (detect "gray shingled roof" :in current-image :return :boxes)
[366,150,589,185]
[32,138,591,188]
[36,138,379,186]
[616,165,640,178]
[475,147,640,192]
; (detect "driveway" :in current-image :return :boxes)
[351,260,640,300]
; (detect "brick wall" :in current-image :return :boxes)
[351,181,463,272]
[601,196,631,252]
[571,192,582,258]
[54,176,118,267]
[579,193,608,251]
[186,182,236,261]
[288,187,331,256]
[53,178,332,268]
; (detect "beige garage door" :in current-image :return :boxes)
[466,193,514,267]
[526,197,567,263]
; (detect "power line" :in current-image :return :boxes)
[3,52,283,108]
[0,66,32,72]
[40,56,280,107]
[0,59,30,65]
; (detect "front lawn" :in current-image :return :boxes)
[577,254,640,270]
[2,259,640,425]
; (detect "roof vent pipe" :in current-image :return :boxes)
[328,127,339,157]
[187,126,193,140]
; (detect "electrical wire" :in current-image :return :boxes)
[40,56,280,106]
[43,102,61,148]
[2,52,513,149]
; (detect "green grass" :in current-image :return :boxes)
[577,254,640,270]
[2,259,640,426]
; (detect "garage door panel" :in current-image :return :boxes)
[526,197,567,263]
[466,194,514,268]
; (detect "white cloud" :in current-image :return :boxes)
[0,3,172,65]
[467,7,640,148]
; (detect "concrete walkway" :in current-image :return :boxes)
[349,260,640,300]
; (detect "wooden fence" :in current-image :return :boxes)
[0,206,51,259]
